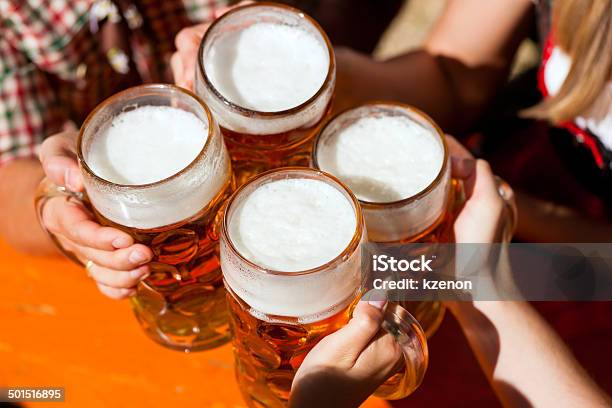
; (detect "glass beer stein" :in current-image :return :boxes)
[195,2,335,186]
[38,84,234,351]
[312,102,465,337]
[221,168,429,407]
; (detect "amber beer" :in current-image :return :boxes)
[195,3,335,186]
[221,168,428,407]
[77,85,233,351]
[312,103,463,337]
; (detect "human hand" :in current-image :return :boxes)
[445,136,519,310]
[290,300,403,408]
[171,1,253,90]
[38,132,153,299]
[447,136,510,243]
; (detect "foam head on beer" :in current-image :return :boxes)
[223,176,362,320]
[229,178,355,271]
[82,104,230,230]
[87,106,207,185]
[204,22,329,113]
[314,104,450,242]
[198,5,334,136]
[316,114,444,203]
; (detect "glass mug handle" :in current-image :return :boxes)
[34,177,87,266]
[373,301,429,400]
[494,176,517,243]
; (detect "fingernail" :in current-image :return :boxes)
[130,267,149,280]
[112,236,131,249]
[64,168,74,190]
[65,168,79,191]
[129,250,148,264]
[368,300,387,310]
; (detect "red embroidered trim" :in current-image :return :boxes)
[562,122,605,168]
[538,34,554,99]
[537,33,605,168]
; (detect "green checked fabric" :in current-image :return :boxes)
[0,0,228,165]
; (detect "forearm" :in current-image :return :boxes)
[449,301,609,407]
[334,0,533,134]
[0,158,57,255]
[335,46,509,135]
[335,48,457,130]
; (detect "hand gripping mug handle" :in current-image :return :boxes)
[373,302,429,400]
[34,177,87,266]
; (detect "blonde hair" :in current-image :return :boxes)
[522,0,612,124]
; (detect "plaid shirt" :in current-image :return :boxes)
[0,0,228,165]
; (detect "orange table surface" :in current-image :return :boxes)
[0,239,388,408]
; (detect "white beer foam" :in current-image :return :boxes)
[317,115,444,203]
[205,22,329,113]
[88,106,207,185]
[315,106,450,242]
[84,106,230,229]
[199,20,334,135]
[223,178,361,319]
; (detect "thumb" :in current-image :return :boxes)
[317,300,387,359]
[39,132,83,192]
[347,300,387,351]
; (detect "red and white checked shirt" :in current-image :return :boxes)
[0,0,228,165]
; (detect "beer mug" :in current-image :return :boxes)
[195,2,335,186]
[311,102,464,337]
[221,168,428,407]
[37,85,234,351]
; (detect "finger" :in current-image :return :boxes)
[345,300,386,350]
[45,198,133,250]
[54,231,78,253]
[173,0,255,54]
[39,132,83,191]
[174,23,210,52]
[471,160,501,203]
[446,135,477,181]
[451,157,476,181]
[183,76,194,92]
[174,24,210,92]
[76,243,152,270]
[318,301,386,359]
[88,263,149,289]
[95,282,136,300]
[454,160,505,243]
[170,52,186,88]
[471,160,505,220]
[458,159,489,200]
[173,2,254,90]
[174,22,209,66]
[445,135,472,159]
[353,331,404,381]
